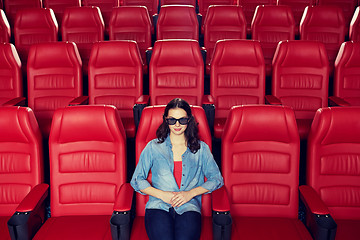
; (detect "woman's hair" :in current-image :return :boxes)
[156,98,200,153]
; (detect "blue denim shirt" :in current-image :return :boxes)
[130,137,223,215]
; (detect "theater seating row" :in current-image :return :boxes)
[0,104,359,239]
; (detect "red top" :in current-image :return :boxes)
[174,161,182,188]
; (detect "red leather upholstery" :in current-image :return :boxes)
[149,39,204,106]
[33,105,126,239]
[203,5,246,71]
[160,0,196,7]
[277,0,315,35]
[300,5,346,74]
[238,0,276,34]
[61,6,104,75]
[109,6,153,64]
[0,9,10,43]
[221,105,312,239]
[88,40,143,138]
[306,106,360,240]
[198,0,233,31]
[350,6,360,41]
[3,0,42,28]
[0,43,22,106]
[333,41,360,106]
[271,40,329,140]
[0,106,43,239]
[43,0,81,28]
[14,8,58,74]
[132,105,212,240]
[121,0,159,17]
[27,42,83,138]
[210,39,265,139]
[157,5,199,41]
[251,5,295,76]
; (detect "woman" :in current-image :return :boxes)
[130,98,223,240]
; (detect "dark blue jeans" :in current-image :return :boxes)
[145,208,201,240]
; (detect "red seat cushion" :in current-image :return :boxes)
[335,219,360,240]
[0,216,11,239]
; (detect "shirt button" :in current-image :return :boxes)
[182,174,185,176]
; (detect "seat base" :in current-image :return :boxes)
[335,219,360,240]
[0,216,11,240]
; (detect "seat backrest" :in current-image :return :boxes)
[317,0,357,29]
[150,39,204,106]
[82,0,119,31]
[61,6,104,73]
[49,105,126,216]
[300,5,346,66]
[222,105,300,218]
[272,40,329,120]
[160,0,196,7]
[251,5,295,75]
[198,0,233,28]
[88,40,143,119]
[204,5,246,64]
[14,8,58,66]
[3,0,42,27]
[135,105,212,217]
[210,39,265,119]
[121,0,158,17]
[109,6,152,63]
[0,43,22,106]
[350,6,360,41]
[334,41,360,106]
[0,9,10,43]
[307,106,360,220]
[43,0,81,26]
[157,5,199,41]
[27,42,82,137]
[0,106,43,216]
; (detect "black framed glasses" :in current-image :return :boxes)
[165,117,190,125]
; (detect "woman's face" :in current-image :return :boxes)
[166,108,188,137]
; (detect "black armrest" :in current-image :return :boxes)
[133,95,149,129]
[212,187,232,240]
[202,95,215,136]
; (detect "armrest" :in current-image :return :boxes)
[135,95,150,105]
[212,187,232,240]
[111,183,134,240]
[265,95,282,105]
[212,187,230,213]
[133,95,149,130]
[8,184,49,240]
[202,96,215,136]
[328,96,351,107]
[201,47,207,67]
[2,97,26,106]
[299,185,337,240]
[146,47,153,67]
[69,96,89,106]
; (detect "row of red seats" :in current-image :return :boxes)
[1,38,359,141]
[1,104,359,239]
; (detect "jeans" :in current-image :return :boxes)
[145,208,202,240]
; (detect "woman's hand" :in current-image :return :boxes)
[160,191,176,205]
[171,191,194,208]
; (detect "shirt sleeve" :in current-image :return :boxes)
[200,142,224,193]
[130,141,153,194]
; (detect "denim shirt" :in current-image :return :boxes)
[130,137,224,215]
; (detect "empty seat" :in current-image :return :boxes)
[61,6,104,75]
[215,105,312,239]
[350,6,360,41]
[27,42,84,138]
[0,106,47,240]
[198,0,234,31]
[109,6,153,65]
[157,5,199,41]
[3,0,42,28]
[43,0,81,29]
[209,39,265,139]
[251,5,295,76]
[267,40,329,140]
[121,0,159,17]
[300,5,346,74]
[88,40,144,138]
[33,105,129,239]
[203,5,246,73]
[0,43,23,106]
[160,0,196,7]
[14,8,58,74]
[331,41,360,106]
[0,9,10,43]
[300,106,360,240]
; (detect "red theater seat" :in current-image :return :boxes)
[88,40,145,138]
[33,105,129,240]
[203,5,246,73]
[0,43,23,106]
[350,6,360,41]
[0,9,10,43]
[43,0,81,29]
[330,41,360,106]
[267,40,329,140]
[300,106,360,240]
[251,5,295,76]
[121,0,159,17]
[157,5,199,41]
[160,0,196,7]
[209,39,265,139]
[216,105,312,239]
[61,6,104,75]
[3,0,42,28]
[198,0,234,32]
[109,6,153,65]
[0,106,47,240]
[27,42,84,138]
